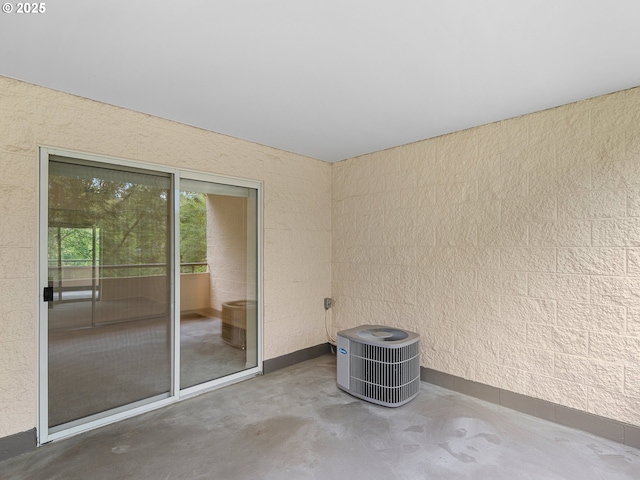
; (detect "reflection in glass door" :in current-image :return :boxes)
[40,149,262,442]
[46,156,172,431]
[179,179,258,390]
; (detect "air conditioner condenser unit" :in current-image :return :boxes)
[337,325,420,407]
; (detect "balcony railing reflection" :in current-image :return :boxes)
[47,262,208,302]
[48,262,207,277]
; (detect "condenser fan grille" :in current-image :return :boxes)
[351,341,419,363]
[350,342,420,405]
[351,375,420,406]
[357,327,409,342]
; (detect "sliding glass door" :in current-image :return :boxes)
[45,156,173,432]
[39,149,262,442]
[179,179,258,390]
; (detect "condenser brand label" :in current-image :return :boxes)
[339,348,347,354]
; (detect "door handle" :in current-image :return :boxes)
[43,286,53,302]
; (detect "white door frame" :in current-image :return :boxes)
[38,147,263,444]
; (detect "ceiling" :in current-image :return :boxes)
[1,1,640,162]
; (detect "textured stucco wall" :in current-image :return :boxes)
[332,87,640,427]
[0,75,331,439]
[207,195,253,311]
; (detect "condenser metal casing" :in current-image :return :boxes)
[337,325,420,407]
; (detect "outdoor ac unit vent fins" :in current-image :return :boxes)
[336,325,420,407]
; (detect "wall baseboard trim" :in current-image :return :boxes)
[421,367,640,449]
[263,343,331,375]
[0,428,36,462]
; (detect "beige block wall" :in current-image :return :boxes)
[0,75,331,438]
[332,86,640,426]
[207,195,254,311]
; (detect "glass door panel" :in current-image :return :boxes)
[47,156,172,430]
[179,179,258,389]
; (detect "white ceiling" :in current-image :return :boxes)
[1,1,640,162]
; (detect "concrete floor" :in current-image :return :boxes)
[3,354,640,479]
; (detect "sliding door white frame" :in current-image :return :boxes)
[174,168,263,399]
[38,147,263,445]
